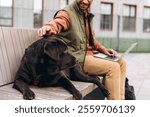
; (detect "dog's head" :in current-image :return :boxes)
[43,39,76,72]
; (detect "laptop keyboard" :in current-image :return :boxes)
[106,56,117,59]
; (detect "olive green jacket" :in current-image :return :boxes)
[55,0,94,66]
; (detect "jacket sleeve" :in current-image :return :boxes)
[92,30,107,53]
[44,10,70,35]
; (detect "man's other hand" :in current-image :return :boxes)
[104,49,117,57]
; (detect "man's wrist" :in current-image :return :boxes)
[100,47,107,53]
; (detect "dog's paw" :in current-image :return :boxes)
[23,90,35,100]
[73,90,82,100]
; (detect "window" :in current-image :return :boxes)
[34,0,43,28]
[0,0,13,26]
[123,5,136,31]
[100,3,113,30]
[60,0,69,9]
[143,7,150,33]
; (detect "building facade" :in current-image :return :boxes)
[0,0,150,52]
[92,0,150,52]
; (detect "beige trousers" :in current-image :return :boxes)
[83,55,126,100]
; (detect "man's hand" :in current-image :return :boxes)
[104,49,117,57]
[37,26,57,37]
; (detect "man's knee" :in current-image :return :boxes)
[111,62,120,72]
[118,58,126,67]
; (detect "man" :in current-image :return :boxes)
[37,0,126,100]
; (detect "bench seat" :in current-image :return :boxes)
[0,81,97,100]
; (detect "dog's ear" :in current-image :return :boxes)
[57,40,67,52]
[44,39,67,60]
[44,41,59,60]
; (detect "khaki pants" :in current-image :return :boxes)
[83,55,126,100]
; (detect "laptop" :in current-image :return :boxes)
[94,42,137,62]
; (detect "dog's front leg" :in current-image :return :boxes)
[57,76,82,100]
[36,73,82,100]
[13,79,35,100]
[26,63,37,79]
[70,64,110,97]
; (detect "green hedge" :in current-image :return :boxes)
[96,37,150,53]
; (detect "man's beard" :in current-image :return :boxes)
[78,3,90,13]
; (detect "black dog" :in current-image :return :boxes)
[13,36,109,100]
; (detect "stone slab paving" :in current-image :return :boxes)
[125,53,150,100]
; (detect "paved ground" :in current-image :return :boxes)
[125,53,150,100]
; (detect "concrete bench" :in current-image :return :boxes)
[0,27,104,100]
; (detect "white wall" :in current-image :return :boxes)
[92,0,150,39]
[13,0,33,28]
[43,0,60,23]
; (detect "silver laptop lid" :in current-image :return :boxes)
[120,42,138,58]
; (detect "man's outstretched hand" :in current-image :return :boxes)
[37,26,57,37]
